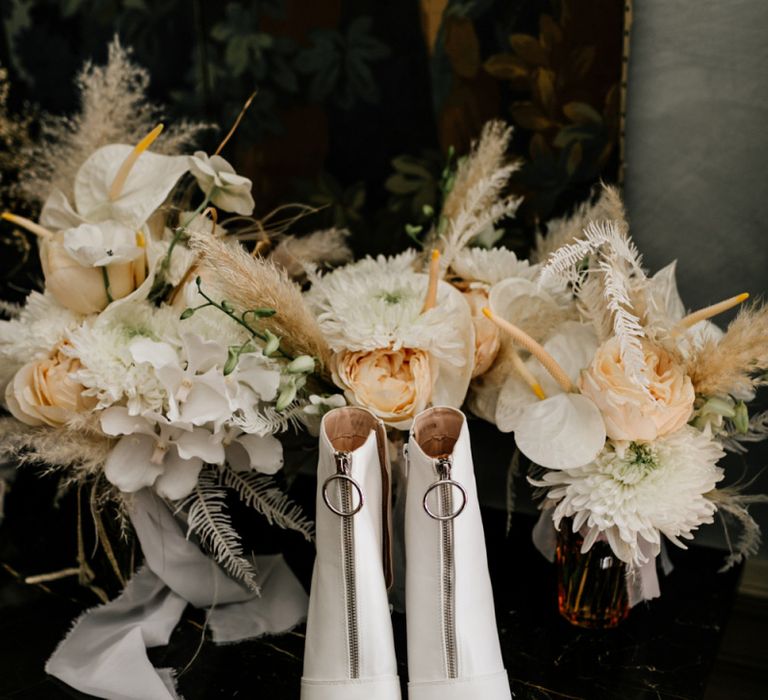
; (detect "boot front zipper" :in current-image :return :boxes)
[323,450,362,679]
[436,456,458,679]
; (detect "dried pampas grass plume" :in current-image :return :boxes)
[433,120,521,270]
[18,36,207,204]
[191,233,332,370]
[0,418,112,482]
[687,304,768,398]
[533,184,627,263]
[270,228,353,279]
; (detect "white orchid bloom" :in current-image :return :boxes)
[226,352,282,408]
[40,124,189,231]
[129,334,231,428]
[221,427,284,474]
[62,221,145,267]
[490,318,606,471]
[101,407,225,500]
[189,151,255,215]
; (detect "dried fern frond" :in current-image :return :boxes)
[222,468,314,541]
[233,402,305,436]
[687,305,768,398]
[180,470,259,592]
[191,233,332,369]
[533,184,627,263]
[709,487,768,571]
[18,36,207,205]
[435,120,521,269]
[270,228,353,279]
[0,418,111,479]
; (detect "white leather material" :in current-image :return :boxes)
[301,407,400,700]
[408,670,511,700]
[405,407,510,698]
[301,676,402,700]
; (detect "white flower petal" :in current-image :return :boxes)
[100,406,154,436]
[175,427,225,464]
[429,281,475,410]
[231,433,284,474]
[178,376,230,427]
[62,221,143,266]
[488,276,564,335]
[495,374,539,432]
[181,333,227,374]
[129,337,180,369]
[40,188,85,230]
[75,145,189,229]
[153,451,203,500]
[514,393,606,470]
[104,434,163,493]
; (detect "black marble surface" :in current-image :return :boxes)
[0,466,747,700]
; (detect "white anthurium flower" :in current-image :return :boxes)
[62,221,145,266]
[40,127,189,231]
[222,427,284,474]
[488,276,572,339]
[495,321,606,470]
[101,406,225,500]
[189,151,255,216]
[129,334,230,428]
[645,262,724,347]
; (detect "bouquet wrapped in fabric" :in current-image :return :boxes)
[0,39,349,698]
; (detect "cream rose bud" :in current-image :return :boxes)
[579,337,695,442]
[40,232,147,315]
[5,349,94,427]
[332,347,432,427]
[463,289,500,378]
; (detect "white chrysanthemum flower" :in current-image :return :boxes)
[451,247,538,287]
[534,426,725,567]
[0,293,80,388]
[306,251,465,361]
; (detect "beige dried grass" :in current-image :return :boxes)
[687,304,768,397]
[191,233,332,369]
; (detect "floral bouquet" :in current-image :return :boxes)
[475,193,768,618]
[0,39,349,698]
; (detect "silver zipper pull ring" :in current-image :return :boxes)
[423,456,467,521]
[323,451,364,517]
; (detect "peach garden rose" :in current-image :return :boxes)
[332,347,433,428]
[579,337,695,442]
[5,347,94,427]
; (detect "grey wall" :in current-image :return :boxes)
[625,0,768,555]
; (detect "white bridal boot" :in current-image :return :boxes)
[405,406,510,700]
[301,406,401,700]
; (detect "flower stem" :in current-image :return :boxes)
[101,266,113,304]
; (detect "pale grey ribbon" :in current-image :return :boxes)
[46,489,308,699]
[532,508,673,607]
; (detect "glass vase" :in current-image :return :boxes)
[555,519,630,629]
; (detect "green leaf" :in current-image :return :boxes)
[224,346,241,375]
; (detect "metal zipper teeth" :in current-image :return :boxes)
[437,456,458,679]
[335,451,360,679]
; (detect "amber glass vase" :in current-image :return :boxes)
[555,519,630,629]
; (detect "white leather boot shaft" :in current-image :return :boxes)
[405,407,510,700]
[301,407,401,700]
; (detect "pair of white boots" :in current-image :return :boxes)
[301,406,511,700]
